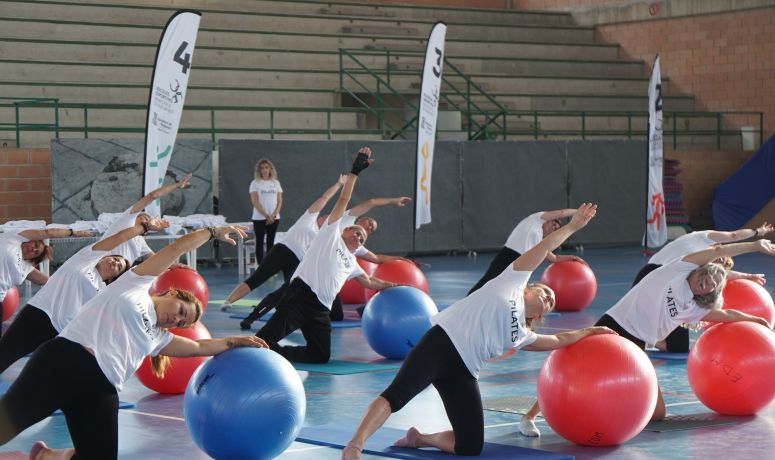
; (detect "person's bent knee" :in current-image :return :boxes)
[307,348,330,364]
[455,439,484,456]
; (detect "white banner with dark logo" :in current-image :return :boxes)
[646,54,667,248]
[143,10,201,217]
[415,22,447,229]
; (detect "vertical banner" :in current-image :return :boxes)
[415,22,447,229]
[645,54,667,248]
[143,10,201,217]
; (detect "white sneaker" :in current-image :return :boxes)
[519,418,540,437]
[220,302,232,312]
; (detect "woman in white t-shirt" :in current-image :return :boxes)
[342,203,615,459]
[0,227,94,307]
[629,223,772,353]
[0,218,168,374]
[519,238,775,438]
[468,208,584,295]
[249,159,283,264]
[0,225,267,460]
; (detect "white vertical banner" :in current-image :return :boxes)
[415,22,447,229]
[646,54,667,248]
[143,10,201,217]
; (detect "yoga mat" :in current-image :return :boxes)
[643,414,739,432]
[0,381,135,415]
[645,350,689,360]
[292,360,401,375]
[482,396,540,416]
[297,424,573,459]
[211,299,259,309]
[229,312,362,329]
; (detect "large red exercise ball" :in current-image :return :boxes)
[136,322,211,394]
[687,321,775,415]
[366,259,429,300]
[362,286,438,359]
[538,334,657,446]
[338,258,378,304]
[184,348,306,460]
[719,279,774,326]
[2,287,19,321]
[150,267,209,310]
[539,260,597,311]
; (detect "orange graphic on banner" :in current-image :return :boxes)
[647,193,665,230]
[419,142,430,204]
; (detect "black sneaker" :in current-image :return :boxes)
[239,320,252,330]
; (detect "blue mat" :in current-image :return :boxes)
[0,381,135,414]
[646,350,689,360]
[297,424,573,459]
[229,312,362,328]
[292,360,401,375]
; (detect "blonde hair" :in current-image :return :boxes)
[691,263,727,309]
[255,159,278,181]
[31,243,53,268]
[525,282,555,330]
[150,289,203,378]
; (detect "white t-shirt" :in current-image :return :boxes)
[606,260,710,344]
[102,207,153,264]
[60,270,173,390]
[649,231,715,265]
[0,230,34,301]
[342,211,369,257]
[504,212,545,254]
[292,218,365,308]
[433,268,537,379]
[249,179,282,221]
[29,243,107,332]
[281,211,321,261]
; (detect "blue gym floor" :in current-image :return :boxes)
[2,246,774,459]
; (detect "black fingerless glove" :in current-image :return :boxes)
[350,152,371,175]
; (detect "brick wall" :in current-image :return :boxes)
[665,149,751,229]
[595,8,775,140]
[0,148,51,224]
[360,0,511,7]
[513,0,614,8]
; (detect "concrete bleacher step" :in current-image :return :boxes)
[3,1,594,45]
[341,24,419,37]
[364,41,620,61]
[1,82,339,107]
[62,0,578,27]
[319,6,396,18]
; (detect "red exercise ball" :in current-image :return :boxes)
[136,322,211,394]
[540,260,597,311]
[366,259,428,300]
[339,258,378,304]
[538,334,657,446]
[688,321,775,415]
[720,279,774,325]
[150,268,209,310]
[2,287,19,321]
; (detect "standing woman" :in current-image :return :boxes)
[0,225,267,460]
[250,159,282,264]
[342,204,615,459]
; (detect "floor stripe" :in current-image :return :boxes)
[123,410,184,421]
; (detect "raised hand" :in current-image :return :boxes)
[393,197,412,207]
[177,173,193,189]
[351,147,373,175]
[755,238,775,256]
[214,225,249,246]
[756,221,774,238]
[569,203,597,230]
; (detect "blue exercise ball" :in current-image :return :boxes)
[362,286,438,359]
[184,348,305,460]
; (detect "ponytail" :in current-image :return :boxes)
[151,354,171,378]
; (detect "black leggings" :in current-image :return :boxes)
[468,247,520,295]
[0,304,57,374]
[246,283,344,323]
[0,337,119,460]
[595,314,646,350]
[255,279,332,364]
[631,264,689,352]
[252,219,280,263]
[381,326,483,456]
[240,244,300,324]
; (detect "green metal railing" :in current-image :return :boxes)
[338,48,508,139]
[0,98,764,150]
